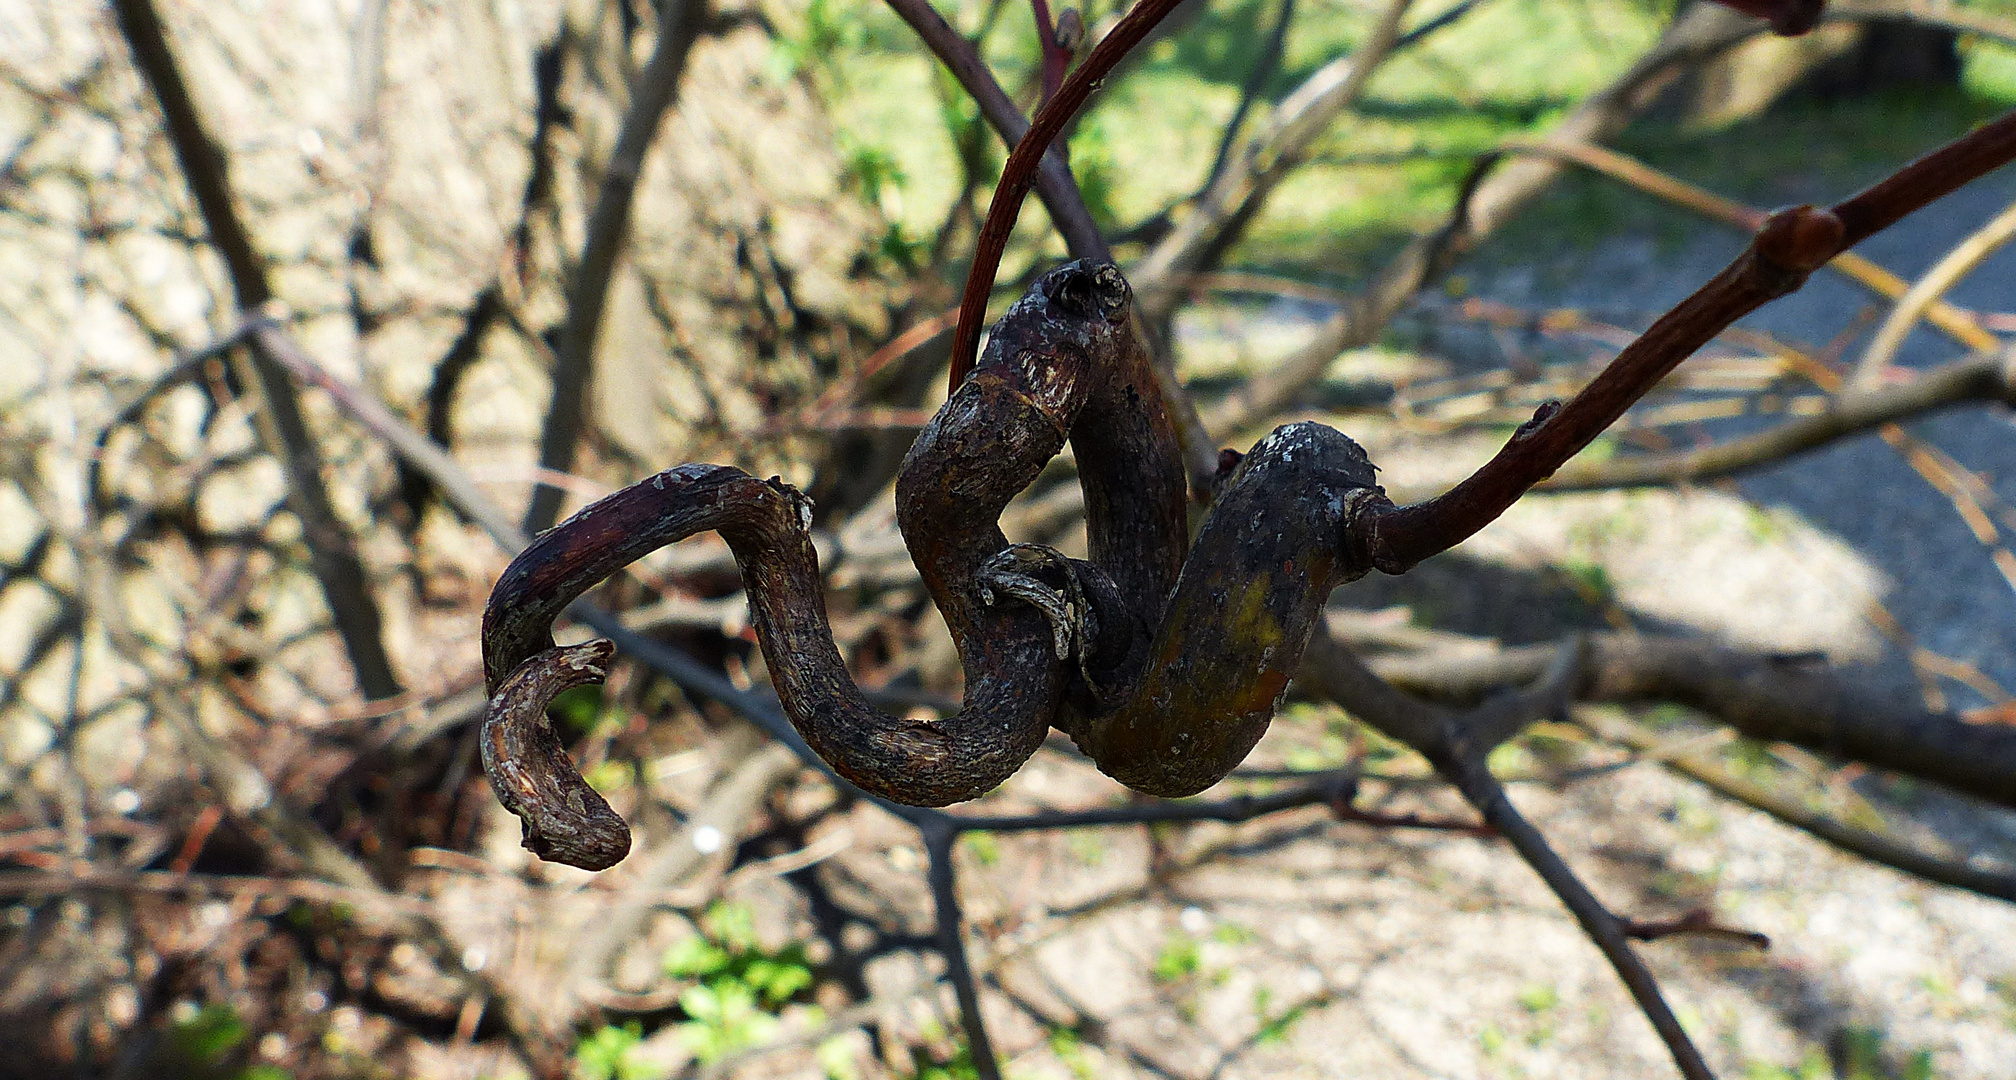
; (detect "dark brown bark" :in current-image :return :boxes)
[480,87,2016,820]
[484,263,1137,813]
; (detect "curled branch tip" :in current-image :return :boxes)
[480,639,632,870]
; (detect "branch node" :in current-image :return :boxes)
[1754,204,1845,279]
[1514,399,1562,440]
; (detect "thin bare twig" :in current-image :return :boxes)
[1851,194,2016,388]
[1364,108,2016,572]
[1498,137,2000,352]
[882,0,1219,493]
[1618,908,1770,950]
[1441,755,1716,1080]
[947,0,1190,387]
[524,0,709,534]
[1194,0,1296,202]
[1027,0,1070,104]
[110,0,401,699]
[922,820,1004,1080]
[1542,347,2016,489]
[1368,632,2016,811]
[1141,0,1493,307]
[1209,5,1772,435]
[945,772,1355,832]
[879,0,1108,260]
[1129,0,1415,320]
[1575,706,2016,903]
[1296,629,1716,1078]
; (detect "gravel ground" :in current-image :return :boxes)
[1466,166,2016,707]
[625,717,2016,1080]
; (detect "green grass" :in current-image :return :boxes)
[1486,72,2016,273]
[806,0,2016,290]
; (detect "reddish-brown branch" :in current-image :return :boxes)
[1833,109,2016,248]
[884,0,1218,490]
[1028,0,1069,103]
[1365,108,2016,573]
[948,0,1188,390]
[880,0,1109,260]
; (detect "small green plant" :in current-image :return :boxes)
[1151,932,1202,983]
[547,684,605,738]
[1558,558,1616,603]
[1047,1027,1099,1080]
[659,902,817,1063]
[768,0,867,82]
[816,1033,864,1080]
[663,904,815,1006]
[1211,920,1255,946]
[573,1021,663,1080]
[582,759,635,796]
[676,982,780,1065]
[1993,975,2016,1029]
[900,1022,982,1080]
[1517,983,1559,1014]
[1066,829,1106,866]
[1518,983,1559,1046]
[1252,986,1308,1045]
[1280,702,1354,770]
[170,1004,248,1066]
[1834,1026,1934,1080]
[1727,738,1782,775]
[164,1004,292,1080]
[960,832,1000,866]
[1741,1052,1831,1080]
